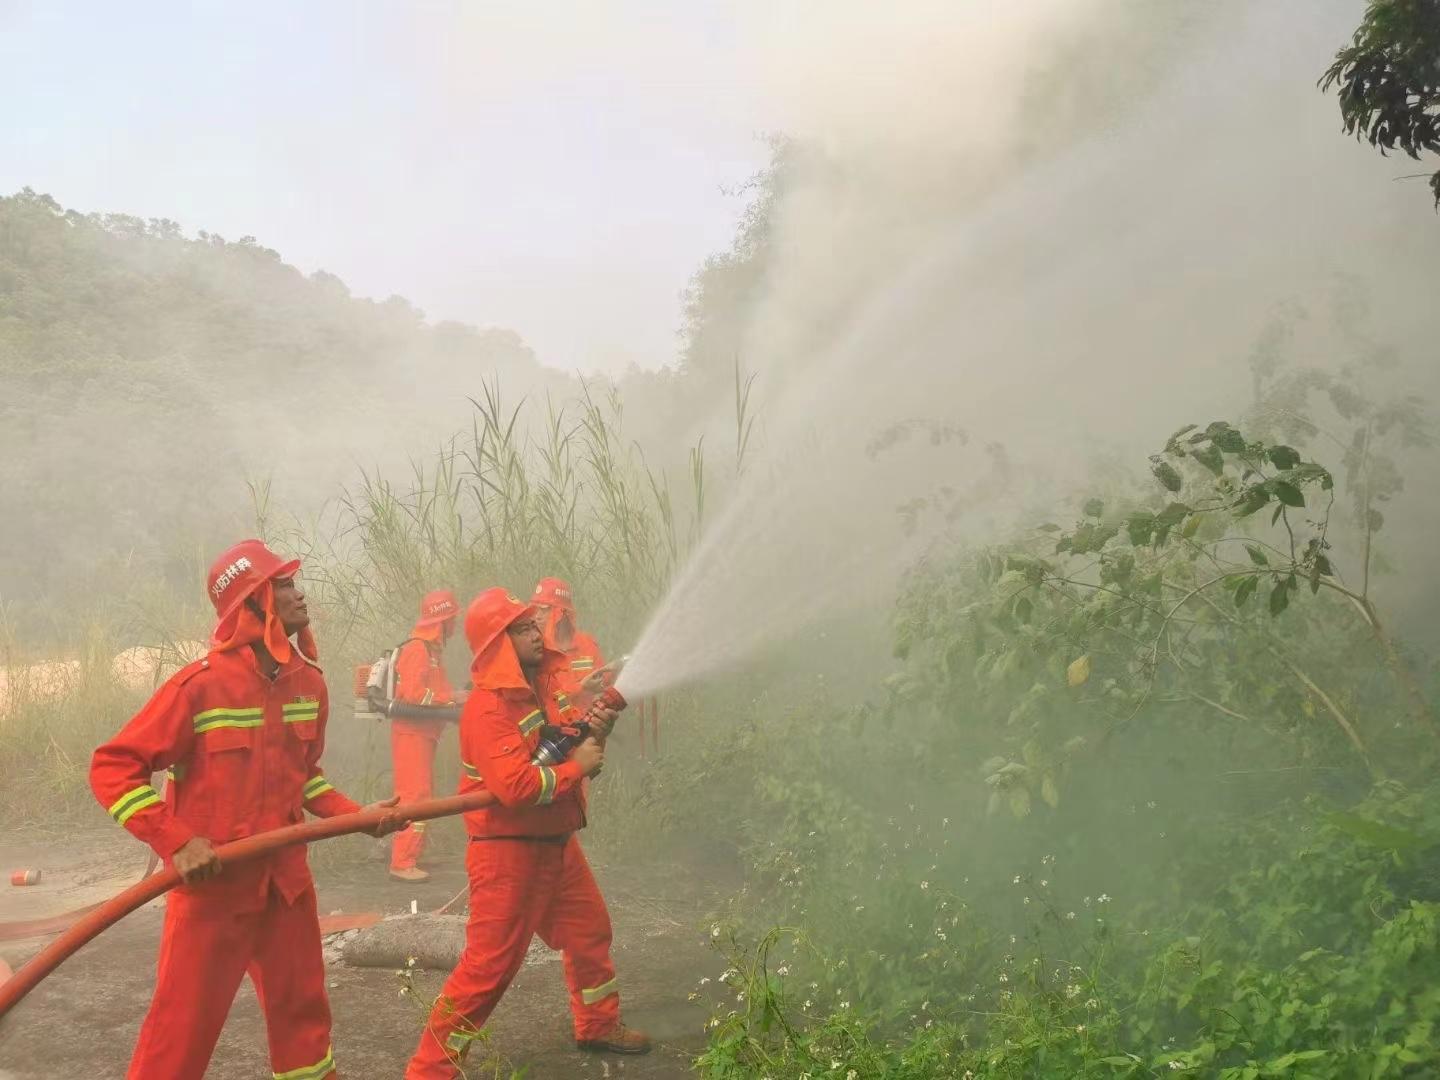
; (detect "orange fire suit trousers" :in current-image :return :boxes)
[390,724,439,871]
[126,885,335,1080]
[405,834,620,1078]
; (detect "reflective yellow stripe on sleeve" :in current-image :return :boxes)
[518,709,545,736]
[462,760,481,780]
[303,775,335,801]
[535,765,557,805]
[108,784,163,826]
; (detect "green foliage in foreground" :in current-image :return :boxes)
[681,361,1437,1076]
[695,780,1440,1079]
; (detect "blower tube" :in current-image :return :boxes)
[381,699,462,723]
[0,790,495,1021]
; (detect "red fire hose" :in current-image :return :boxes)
[0,790,495,1021]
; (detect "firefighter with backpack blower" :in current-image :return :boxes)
[387,589,463,883]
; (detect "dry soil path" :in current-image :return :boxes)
[0,830,725,1079]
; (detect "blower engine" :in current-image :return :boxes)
[532,686,627,766]
[352,655,461,724]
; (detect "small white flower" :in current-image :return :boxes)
[1168,1064,1184,1072]
[776,964,789,976]
[1023,896,1031,905]
[854,904,865,913]
[710,924,721,939]
[1013,875,1021,885]
[936,930,948,941]
[1010,934,1017,945]
[943,817,950,827]
[1065,984,1080,999]
[839,1000,851,1010]
[1086,998,1099,1009]
[1083,896,1092,906]
[920,880,930,890]
[803,999,813,1009]
[1147,800,1157,810]
[999,973,1008,983]
[699,977,711,986]
[736,991,746,1002]
[848,1071,859,1080]
[1076,1024,1085,1033]
[1098,893,1112,904]
[831,1061,842,1071]
[1066,911,1077,920]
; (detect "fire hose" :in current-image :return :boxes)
[0,790,496,1021]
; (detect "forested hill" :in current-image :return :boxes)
[0,188,573,602]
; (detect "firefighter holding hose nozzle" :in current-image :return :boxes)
[88,539,408,1080]
[534,576,615,707]
[388,588,464,884]
[406,587,650,1077]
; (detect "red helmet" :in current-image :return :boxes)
[533,577,575,614]
[206,539,299,624]
[464,588,535,658]
[417,589,460,628]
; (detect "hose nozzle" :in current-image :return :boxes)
[598,685,627,712]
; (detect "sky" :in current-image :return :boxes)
[0,1,776,374]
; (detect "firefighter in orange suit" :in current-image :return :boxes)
[532,577,612,706]
[90,539,407,1080]
[389,588,463,883]
[405,588,650,1077]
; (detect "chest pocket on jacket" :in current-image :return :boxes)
[189,714,259,822]
[199,726,256,754]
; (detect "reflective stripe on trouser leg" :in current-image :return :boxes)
[404,840,564,1080]
[125,901,259,1079]
[249,887,336,1079]
[536,836,620,1039]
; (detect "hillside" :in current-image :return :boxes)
[0,188,571,602]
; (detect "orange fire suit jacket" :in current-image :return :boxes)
[459,659,588,840]
[90,647,360,912]
[564,630,605,683]
[393,636,458,736]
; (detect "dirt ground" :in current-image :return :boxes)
[0,828,729,1079]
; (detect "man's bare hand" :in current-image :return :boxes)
[572,737,605,778]
[583,702,621,739]
[579,670,609,695]
[172,837,222,884]
[362,795,410,838]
